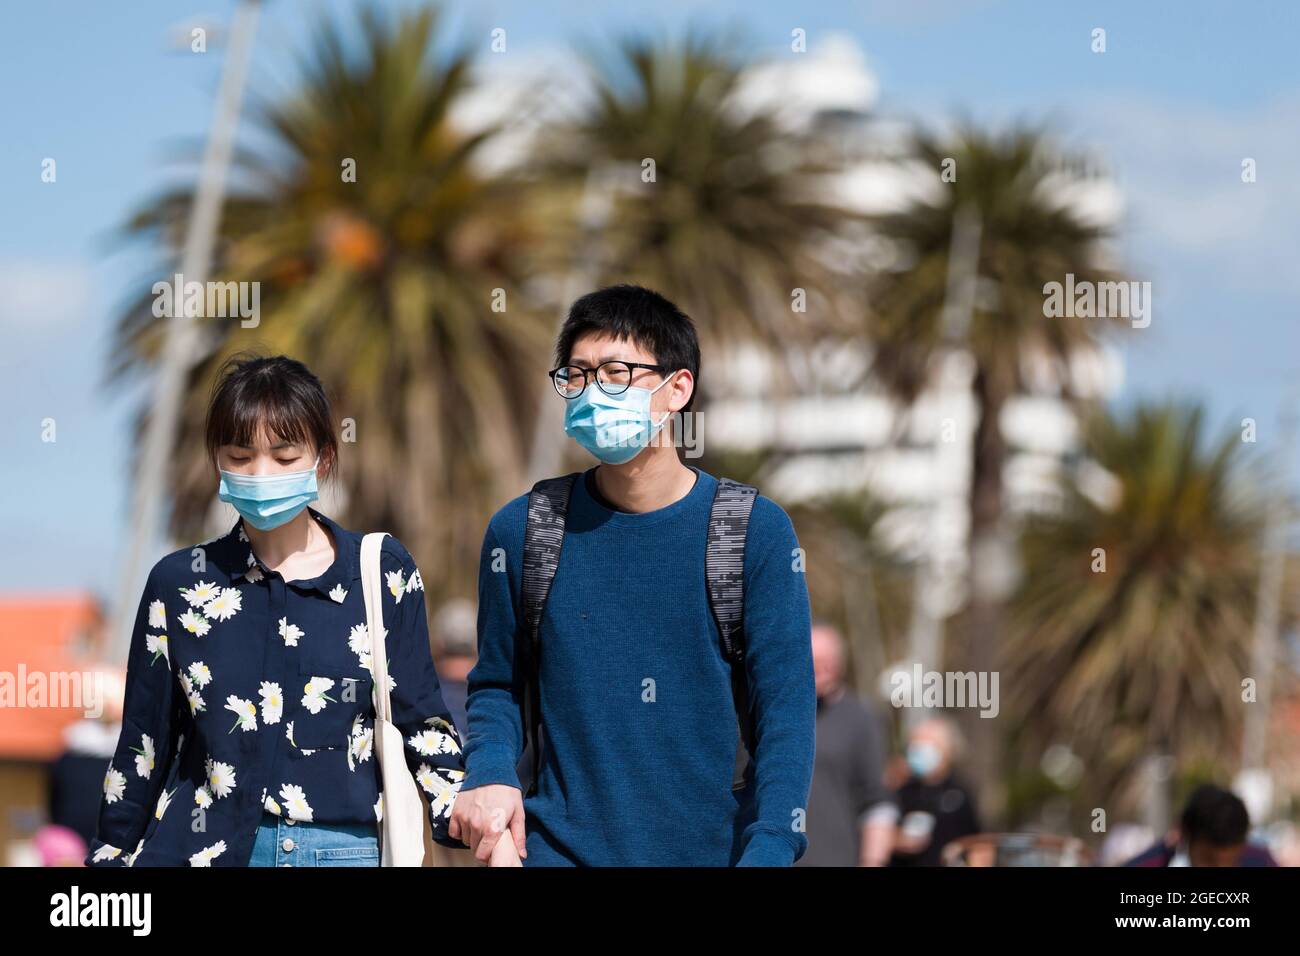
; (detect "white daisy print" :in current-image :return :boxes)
[179,581,219,608]
[103,766,126,804]
[238,527,249,543]
[189,841,227,867]
[148,600,167,630]
[225,695,257,733]
[178,609,211,638]
[130,734,155,779]
[155,788,173,820]
[285,722,315,756]
[301,677,336,714]
[405,569,424,594]
[416,765,463,819]
[264,794,280,815]
[194,787,213,809]
[92,844,122,863]
[244,565,264,583]
[374,795,383,823]
[329,583,348,603]
[124,839,146,867]
[385,570,406,603]
[181,673,206,715]
[347,715,373,771]
[408,728,456,757]
[348,622,376,670]
[187,661,212,688]
[145,633,168,664]
[259,681,283,725]
[205,757,237,799]
[203,587,243,622]
[279,617,303,646]
[279,783,313,821]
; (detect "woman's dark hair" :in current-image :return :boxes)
[205,354,338,476]
[555,284,701,412]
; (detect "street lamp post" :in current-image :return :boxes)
[108,0,262,658]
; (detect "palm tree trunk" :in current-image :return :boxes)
[965,368,1012,824]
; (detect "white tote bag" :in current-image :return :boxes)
[360,532,427,867]
[360,532,522,868]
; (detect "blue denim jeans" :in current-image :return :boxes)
[247,812,379,867]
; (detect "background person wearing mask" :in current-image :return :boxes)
[797,622,897,867]
[889,717,981,867]
[1124,784,1278,867]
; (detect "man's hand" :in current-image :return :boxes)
[449,784,527,864]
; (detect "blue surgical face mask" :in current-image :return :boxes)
[218,456,320,531]
[906,741,943,778]
[563,374,675,465]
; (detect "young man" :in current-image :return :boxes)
[449,284,815,866]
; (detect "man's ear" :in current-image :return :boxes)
[670,369,695,413]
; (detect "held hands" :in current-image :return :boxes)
[449,784,526,866]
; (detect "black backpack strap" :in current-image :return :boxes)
[705,477,759,791]
[519,473,578,797]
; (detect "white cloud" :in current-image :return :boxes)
[0,259,93,334]
[1077,92,1300,293]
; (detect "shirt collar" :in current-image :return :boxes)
[213,507,360,596]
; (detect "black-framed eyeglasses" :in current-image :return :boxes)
[549,361,667,398]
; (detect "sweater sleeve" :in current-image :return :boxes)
[461,515,526,791]
[735,498,816,866]
[380,540,466,847]
[85,566,179,866]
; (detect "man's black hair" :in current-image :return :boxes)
[554,284,700,412]
[1180,784,1250,847]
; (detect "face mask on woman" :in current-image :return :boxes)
[218,456,320,531]
[906,741,943,778]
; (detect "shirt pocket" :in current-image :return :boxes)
[295,635,374,752]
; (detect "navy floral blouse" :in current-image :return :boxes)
[86,509,465,867]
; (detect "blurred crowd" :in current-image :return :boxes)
[10,600,1294,868]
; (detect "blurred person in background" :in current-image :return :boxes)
[796,622,897,867]
[47,667,125,847]
[432,598,478,738]
[32,825,87,867]
[1124,784,1278,867]
[889,716,981,867]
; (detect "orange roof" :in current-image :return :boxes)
[0,594,105,760]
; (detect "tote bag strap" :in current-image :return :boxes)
[359,532,393,723]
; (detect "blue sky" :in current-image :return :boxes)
[1,0,1297,599]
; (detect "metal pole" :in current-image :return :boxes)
[108,1,262,658]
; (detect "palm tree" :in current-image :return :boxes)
[863,125,1128,814]
[1004,402,1268,825]
[518,30,858,481]
[538,32,852,349]
[109,5,549,601]
[699,447,914,704]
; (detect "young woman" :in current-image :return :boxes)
[85,355,464,867]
